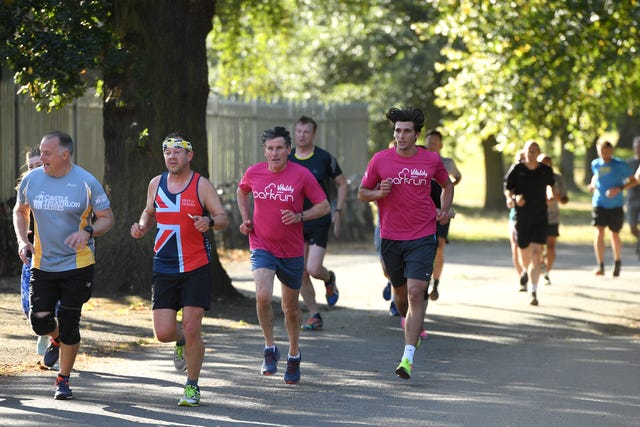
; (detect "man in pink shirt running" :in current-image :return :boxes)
[359,107,453,380]
[237,126,330,384]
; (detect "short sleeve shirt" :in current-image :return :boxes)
[591,157,633,209]
[16,165,111,272]
[289,146,343,227]
[360,147,450,240]
[238,161,327,258]
[504,162,555,222]
[626,157,640,204]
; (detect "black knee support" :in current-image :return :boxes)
[57,305,82,345]
[30,311,57,336]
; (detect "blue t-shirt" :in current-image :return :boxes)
[591,157,633,209]
[16,164,111,272]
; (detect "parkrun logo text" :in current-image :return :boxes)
[253,183,295,202]
[388,168,429,186]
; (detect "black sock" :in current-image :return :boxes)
[177,337,185,346]
[599,262,604,271]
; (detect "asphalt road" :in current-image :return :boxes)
[1,241,639,426]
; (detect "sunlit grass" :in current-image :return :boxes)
[448,149,636,245]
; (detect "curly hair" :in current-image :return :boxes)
[385,107,425,132]
[261,126,292,147]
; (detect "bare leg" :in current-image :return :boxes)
[253,268,276,347]
[299,244,329,314]
[403,278,428,347]
[545,235,557,273]
[611,231,622,262]
[281,283,301,356]
[181,306,205,381]
[593,226,606,265]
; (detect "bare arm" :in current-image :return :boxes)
[332,174,348,238]
[237,187,253,235]
[12,202,32,264]
[196,178,229,231]
[358,179,391,203]
[333,174,348,215]
[437,179,454,224]
[130,176,160,239]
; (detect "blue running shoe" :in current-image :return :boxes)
[261,347,280,375]
[284,353,301,384]
[389,301,400,317]
[382,281,391,301]
[324,271,339,307]
[43,338,60,368]
[54,376,73,400]
[302,313,323,330]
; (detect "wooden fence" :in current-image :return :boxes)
[1,79,369,200]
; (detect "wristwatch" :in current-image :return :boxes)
[83,225,94,238]
[208,217,215,228]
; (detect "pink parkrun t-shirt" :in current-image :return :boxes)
[361,147,450,241]
[238,161,327,258]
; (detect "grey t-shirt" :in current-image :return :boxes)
[16,164,110,272]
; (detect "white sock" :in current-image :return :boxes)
[402,345,416,364]
[532,283,538,293]
[288,353,300,359]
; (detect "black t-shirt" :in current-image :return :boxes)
[505,162,555,221]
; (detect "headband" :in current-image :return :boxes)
[162,137,192,152]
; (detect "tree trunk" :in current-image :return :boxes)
[97,0,240,299]
[583,137,599,186]
[559,127,579,192]
[482,135,505,211]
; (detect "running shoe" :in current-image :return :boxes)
[43,338,60,368]
[544,273,551,286]
[530,292,538,306]
[302,313,323,330]
[382,282,391,301]
[261,347,280,375]
[284,354,301,384]
[389,301,400,317]
[519,272,528,292]
[178,385,201,407]
[429,287,439,301]
[36,335,48,356]
[395,357,412,380]
[613,261,621,277]
[174,342,187,372]
[324,271,339,307]
[54,376,73,400]
[594,267,604,276]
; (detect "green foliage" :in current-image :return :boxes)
[433,0,640,155]
[208,0,446,152]
[0,0,119,111]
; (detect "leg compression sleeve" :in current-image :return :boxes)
[57,305,82,345]
[30,311,57,336]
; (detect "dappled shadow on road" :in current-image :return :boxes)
[2,247,640,426]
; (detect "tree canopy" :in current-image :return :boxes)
[433,0,640,154]
[1,1,237,297]
[0,0,119,111]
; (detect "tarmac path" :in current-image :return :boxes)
[1,241,639,426]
